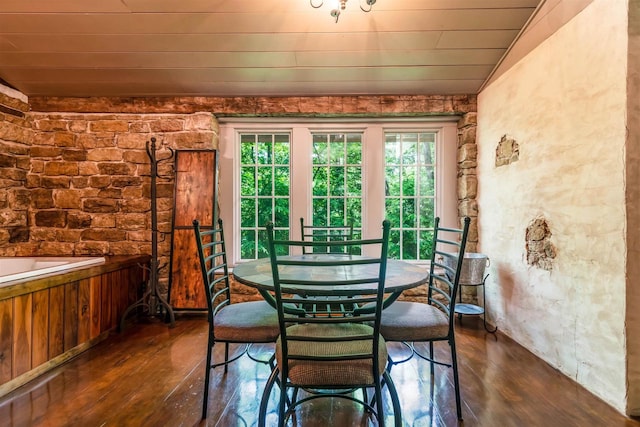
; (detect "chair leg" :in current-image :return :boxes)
[450,337,463,421]
[224,342,230,373]
[429,341,435,378]
[383,371,403,427]
[278,370,287,427]
[258,366,279,427]
[202,340,213,419]
[373,379,385,427]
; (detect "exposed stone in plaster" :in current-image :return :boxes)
[495,134,520,167]
[525,217,556,270]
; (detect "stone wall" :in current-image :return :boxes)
[456,112,479,304]
[0,92,32,252]
[0,111,218,276]
[1,94,478,302]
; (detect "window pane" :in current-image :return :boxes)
[240,138,255,163]
[257,198,272,227]
[329,198,345,226]
[241,167,255,196]
[420,166,435,197]
[402,230,417,260]
[240,230,256,259]
[402,198,417,228]
[313,140,328,164]
[347,141,361,163]
[419,198,435,228]
[388,230,401,259]
[419,230,434,259]
[257,140,272,164]
[274,167,289,196]
[274,198,290,228]
[385,198,401,227]
[329,166,345,196]
[402,166,416,196]
[274,140,289,164]
[240,199,255,228]
[313,167,328,196]
[257,167,273,196]
[346,167,361,195]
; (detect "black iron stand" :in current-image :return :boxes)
[455,274,497,333]
[120,137,176,330]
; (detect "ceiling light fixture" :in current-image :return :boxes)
[310,0,376,23]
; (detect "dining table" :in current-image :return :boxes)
[232,254,430,309]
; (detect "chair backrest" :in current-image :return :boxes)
[266,220,391,384]
[193,218,231,323]
[428,216,471,335]
[299,217,354,254]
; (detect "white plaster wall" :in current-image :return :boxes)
[477,0,628,412]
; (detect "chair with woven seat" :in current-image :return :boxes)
[378,216,470,421]
[299,217,354,254]
[193,218,280,420]
[259,219,402,427]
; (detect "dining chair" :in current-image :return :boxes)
[299,217,354,254]
[193,218,280,420]
[377,216,470,421]
[259,219,402,427]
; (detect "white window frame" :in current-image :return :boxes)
[219,118,459,266]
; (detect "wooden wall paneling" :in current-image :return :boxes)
[100,273,111,334]
[111,271,121,329]
[12,294,32,377]
[89,275,101,340]
[31,289,49,368]
[48,286,64,359]
[77,278,91,344]
[63,281,79,352]
[0,299,12,383]
[131,265,143,307]
[168,150,217,310]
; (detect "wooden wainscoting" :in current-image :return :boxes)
[0,256,148,397]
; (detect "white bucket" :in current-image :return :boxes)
[443,252,489,285]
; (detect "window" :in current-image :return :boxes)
[311,132,362,238]
[239,133,290,259]
[219,119,458,265]
[385,132,436,260]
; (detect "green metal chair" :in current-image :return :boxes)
[259,219,402,427]
[193,218,280,420]
[377,216,471,421]
[299,217,354,254]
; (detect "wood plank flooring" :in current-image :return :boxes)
[0,314,638,427]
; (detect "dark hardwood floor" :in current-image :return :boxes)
[0,314,638,427]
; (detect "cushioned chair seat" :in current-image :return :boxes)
[276,323,387,386]
[380,301,449,342]
[214,300,280,342]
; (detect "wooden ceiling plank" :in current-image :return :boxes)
[0,9,537,34]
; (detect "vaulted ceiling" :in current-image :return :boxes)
[0,0,560,98]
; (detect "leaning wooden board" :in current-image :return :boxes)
[168,150,217,310]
